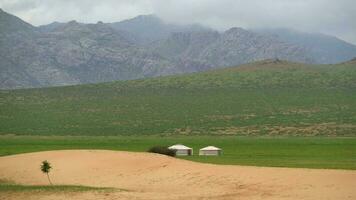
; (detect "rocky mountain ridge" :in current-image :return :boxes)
[1,9,355,89]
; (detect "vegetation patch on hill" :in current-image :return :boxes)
[0,60,355,136]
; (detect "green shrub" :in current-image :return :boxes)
[148,146,176,157]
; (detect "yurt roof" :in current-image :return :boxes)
[168,144,192,150]
[200,146,221,150]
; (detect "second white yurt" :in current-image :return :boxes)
[199,146,222,156]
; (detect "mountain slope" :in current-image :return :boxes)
[0,12,173,89]
[201,28,313,66]
[255,28,356,64]
[0,10,313,89]
[130,59,356,89]
[1,60,355,136]
[109,14,210,44]
[0,8,34,34]
[1,9,356,89]
[152,28,313,75]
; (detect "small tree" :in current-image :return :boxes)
[41,160,53,185]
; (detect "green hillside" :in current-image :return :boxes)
[1,59,356,136]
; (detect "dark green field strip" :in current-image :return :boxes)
[0,179,115,192]
[0,184,114,192]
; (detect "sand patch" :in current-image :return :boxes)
[0,150,355,200]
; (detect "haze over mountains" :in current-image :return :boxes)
[1,8,356,89]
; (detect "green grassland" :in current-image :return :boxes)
[0,184,112,193]
[1,136,355,170]
[0,60,355,170]
[0,179,114,192]
[0,60,355,136]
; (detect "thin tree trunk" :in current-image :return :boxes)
[46,173,53,185]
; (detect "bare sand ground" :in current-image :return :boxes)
[0,150,355,200]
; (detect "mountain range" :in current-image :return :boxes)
[1,8,356,89]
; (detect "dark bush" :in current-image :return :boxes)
[147,146,176,157]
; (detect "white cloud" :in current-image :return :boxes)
[150,0,356,43]
[0,0,153,24]
[0,0,355,44]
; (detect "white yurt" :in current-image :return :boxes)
[168,144,193,156]
[199,146,222,156]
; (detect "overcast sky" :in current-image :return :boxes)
[1,0,355,44]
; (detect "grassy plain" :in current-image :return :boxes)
[0,60,355,170]
[0,183,112,193]
[1,136,355,170]
[0,60,356,136]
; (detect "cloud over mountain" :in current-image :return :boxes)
[0,0,355,44]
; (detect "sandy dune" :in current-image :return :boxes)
[0,150,355,200]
